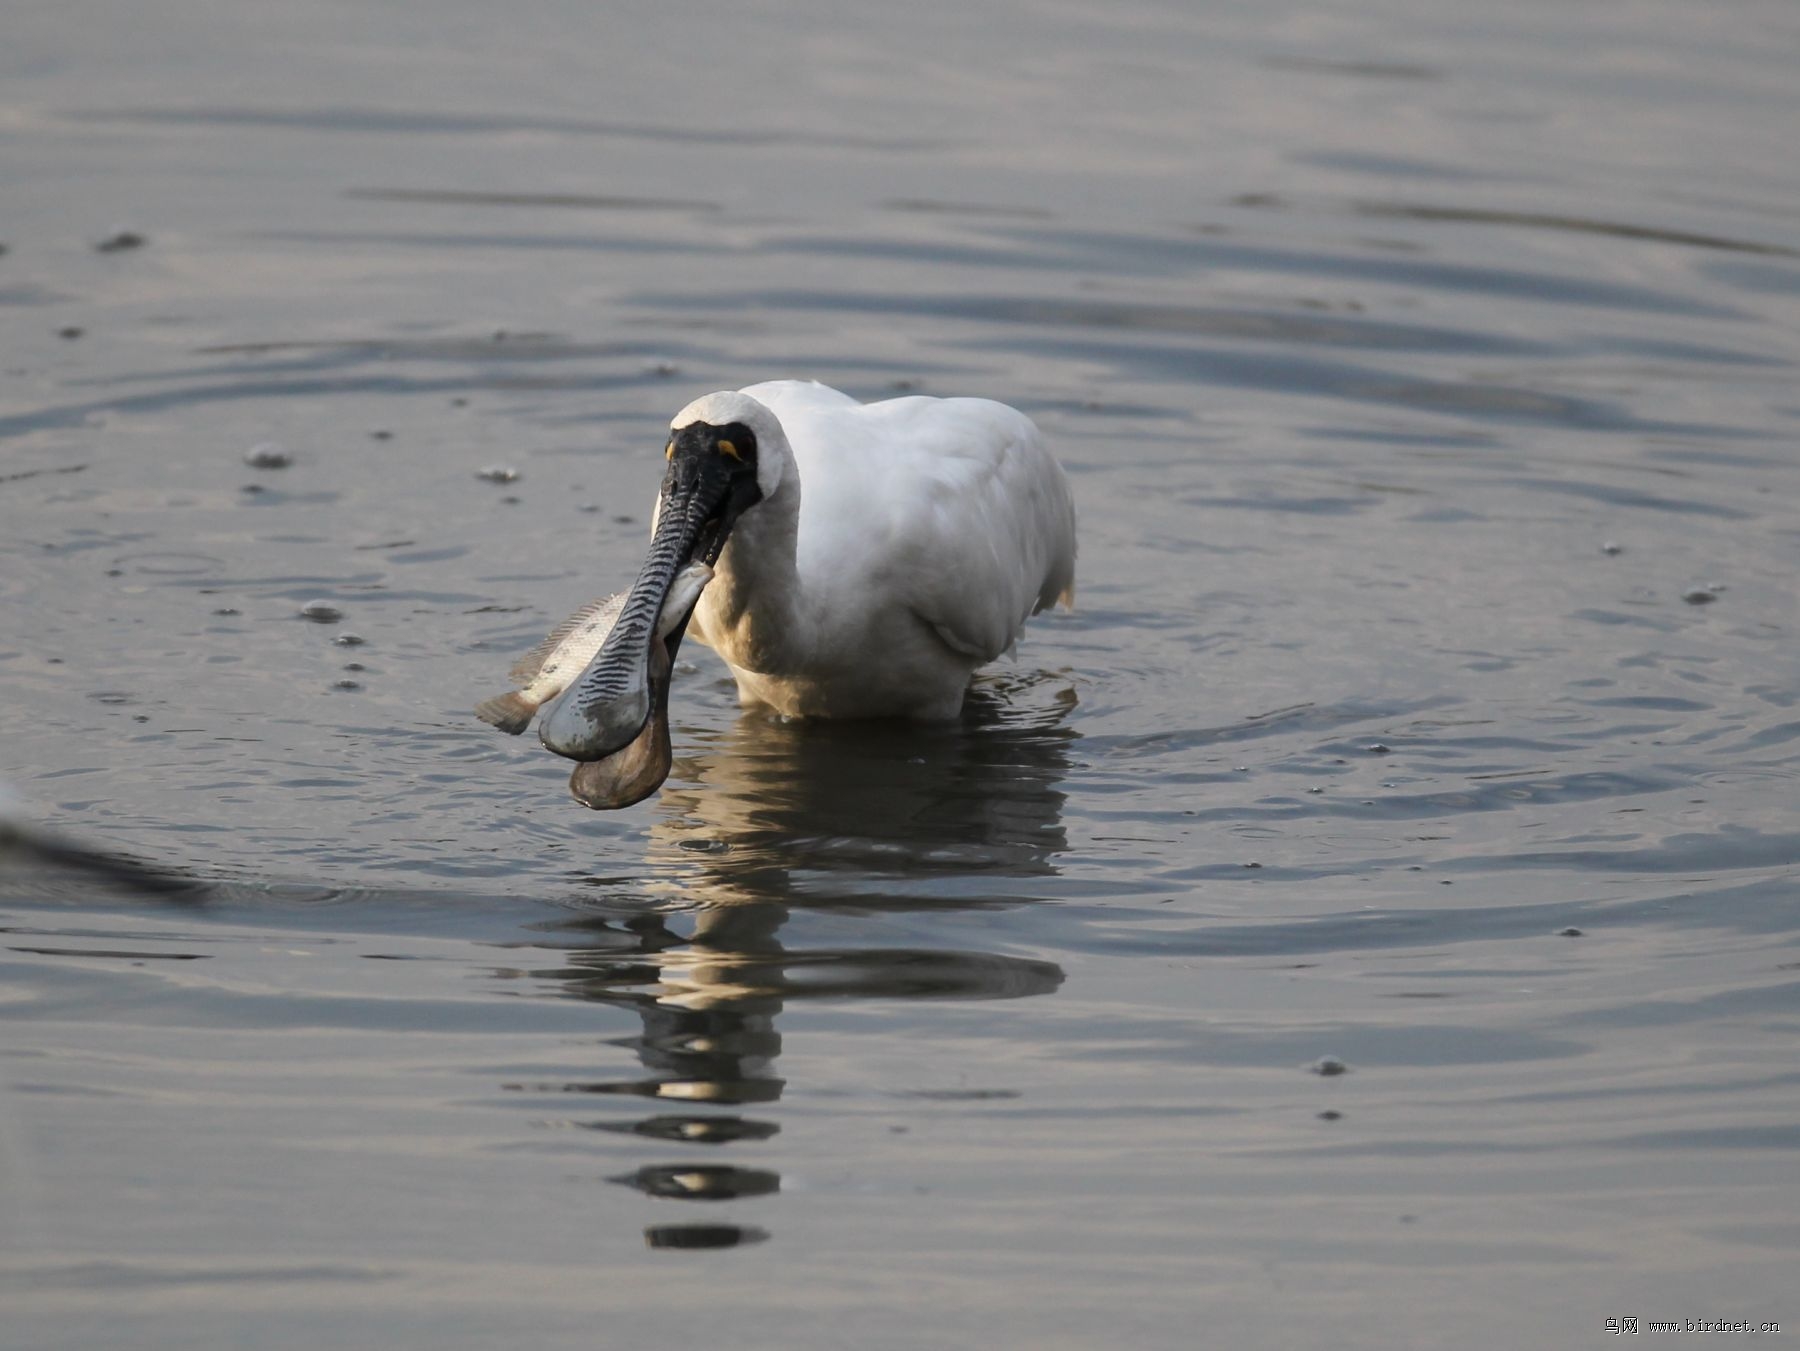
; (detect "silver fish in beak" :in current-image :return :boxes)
[539,419,763,762]
[474,563,712,737]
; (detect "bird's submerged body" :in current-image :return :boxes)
[685,381,1076,721]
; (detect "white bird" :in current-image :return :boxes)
[536,380,1076,806]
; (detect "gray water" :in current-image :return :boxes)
[4,1,1799,1346]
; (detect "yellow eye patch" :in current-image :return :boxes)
[665,441,675,460]
[716,439,742,462]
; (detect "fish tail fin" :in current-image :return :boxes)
[474,691,538,735]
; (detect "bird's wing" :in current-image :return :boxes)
[777,390,1076,664]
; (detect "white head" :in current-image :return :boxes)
[669,389,789,503]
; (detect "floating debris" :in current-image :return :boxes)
[643,1224,767,1251]
[332,679,362,691]
[211,607,240,617]
[342,662,366,673]
[1558,927,1585,937]
[94,230,147,252]
[1310,1056,1349,1077]
[370,429,393,441]
[58,326,84,340]
[333,633,366,647]
[1366,742,1392,754]
[475,465,520,483]
[1318,1109,1343,1121]
[299,601,343,624]
[243,442,293,469]
[1681,587,1718,605]
[1601,540,1623,555]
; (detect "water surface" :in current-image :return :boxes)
[3,1,1799,1346]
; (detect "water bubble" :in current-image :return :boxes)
[244,442,293,469]
[1310,1056,1349,1077]
[299,601,342,623]
[476,465,520,483]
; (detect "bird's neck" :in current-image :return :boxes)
[696,475,814,674]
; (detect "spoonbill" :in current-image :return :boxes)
[522,380,1077,806]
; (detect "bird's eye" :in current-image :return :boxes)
[716,439,741,462]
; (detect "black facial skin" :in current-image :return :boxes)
[667,421,764,569]
[537,421,762,764]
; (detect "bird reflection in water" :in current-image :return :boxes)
[501,672,1077,1250]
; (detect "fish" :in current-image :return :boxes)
[475,562,712,736]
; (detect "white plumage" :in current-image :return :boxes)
[682,380,1076,720]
